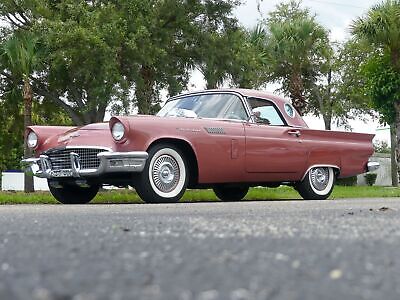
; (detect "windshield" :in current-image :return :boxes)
[157,93,248,121]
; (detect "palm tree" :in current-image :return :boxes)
[351,0,400,185]
[226,26,269,89]
[263,1,329,116]
[2,33,40,192]
[351,1,400,70]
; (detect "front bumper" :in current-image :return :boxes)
[21,151,148,179]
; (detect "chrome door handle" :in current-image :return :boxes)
[288,130,301,137]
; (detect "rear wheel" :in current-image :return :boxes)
[48,182,99,204]
[213,186,249,202]
[135,144,189,203]
[296,167,335,200]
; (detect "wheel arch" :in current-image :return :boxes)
[146,138,199,188]
[301,164,340,181]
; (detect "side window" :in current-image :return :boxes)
[195,93,247,120]
[247,98,285,126]
[158,93,248,121]
[221,95,248,121]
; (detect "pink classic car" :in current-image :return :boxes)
[22,89,379,204]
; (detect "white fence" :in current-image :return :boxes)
[1,172,49,191]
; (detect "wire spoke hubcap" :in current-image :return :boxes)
[152,155,180,193]
[310,167,330,191]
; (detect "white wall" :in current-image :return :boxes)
[1,172,117,191]
[1,172,49,191]
[357,154,391,186]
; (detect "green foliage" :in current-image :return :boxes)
[3,186,400,204]
[2,32,41,80]
[196,28,239,89]
[0,93,24,171]
[351,0,400,70]
[259,1,330,115]
[351,0,400,126]
[365,173,378,186]
[0,23,72,172]
[361,53,400,124]
[32,0,128,124]
[123,0,240,112]
[333,41,374,115]
[374,140,391,154]
[0,93,72,172]
[228,26,269,88]
[351,1,400,182]
[1,0,241,120]
[0,0,241,169]
[307,41,375,129]
[336,176,358,186]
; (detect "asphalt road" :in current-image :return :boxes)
[1,198,400,300]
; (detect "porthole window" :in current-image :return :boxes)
[284,103,295,118]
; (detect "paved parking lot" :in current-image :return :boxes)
[1,198,400,300]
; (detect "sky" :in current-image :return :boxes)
[187,0,388,141]
[234,0,378,42]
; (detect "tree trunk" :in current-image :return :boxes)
[206,80,217,90]
[395,102,400,185]
[391,50,400,72]
[322,113,331,130]
[289,73,306,116]
[204,70,218,90]
[136,66,157,115]
[96,103,107,123]
[23,78,34,193]
[390,123,398,187]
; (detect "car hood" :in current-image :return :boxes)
[41,122,115,152]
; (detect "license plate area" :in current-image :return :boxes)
[50,169,73,177]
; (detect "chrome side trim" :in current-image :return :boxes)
[300,164,340,181]
[97,151,148,173]
[205,127,226,135]
[367,161,380,172]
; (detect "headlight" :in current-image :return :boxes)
[111,122,125,141]
[27,131,38,148]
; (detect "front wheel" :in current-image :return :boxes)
[295,167,335,200]
[213,186,249,202]
[135,144,189,203]
[48,182,100,204]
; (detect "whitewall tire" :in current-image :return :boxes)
[135,144,188,203]
[296,167,335,200]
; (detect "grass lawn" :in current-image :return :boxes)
[0,186,399,204]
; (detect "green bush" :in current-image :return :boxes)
[373,141,391,154]
[336,176,358,186]
[365,173,378,186]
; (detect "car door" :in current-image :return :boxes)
[185,92,248,183]
[244,98,308,177]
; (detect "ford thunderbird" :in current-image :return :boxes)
[22,89,379,204]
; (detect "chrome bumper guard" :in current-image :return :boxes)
[367,161,380,172]
[21,151,148,179]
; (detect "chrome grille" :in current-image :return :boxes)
[44,148,109,170]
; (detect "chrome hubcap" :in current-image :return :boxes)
[310,167,329,191]
[152,155,180,193]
